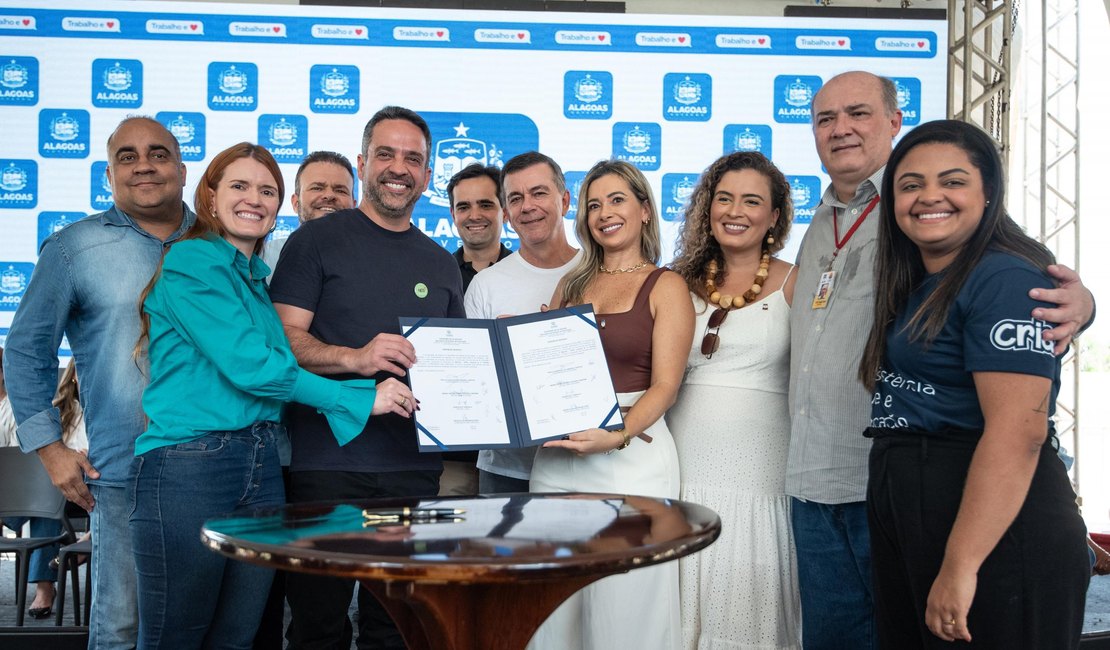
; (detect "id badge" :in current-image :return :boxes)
[811,271,835,309]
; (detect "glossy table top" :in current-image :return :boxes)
[202,493,721,583]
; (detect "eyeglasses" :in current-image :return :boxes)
[700,307,729,359]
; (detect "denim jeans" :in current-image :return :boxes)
[89,483,140,650]
[1,516,60,583]
[791,498,877,650]
[130,422,284,650]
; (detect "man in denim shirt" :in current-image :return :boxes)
[3,116,194,649]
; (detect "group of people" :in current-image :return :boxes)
[0,68,1099,650]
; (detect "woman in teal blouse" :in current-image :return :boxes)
[129,142,417,649]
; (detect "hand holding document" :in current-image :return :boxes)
[400,306,624,452]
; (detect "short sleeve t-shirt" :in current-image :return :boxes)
[870,251,1060,434]
[269,208,465,473]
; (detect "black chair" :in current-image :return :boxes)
[0,447,76,626]
[53,536,90,626]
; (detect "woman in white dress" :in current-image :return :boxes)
[529,159,695,650]
[669,151,801,649]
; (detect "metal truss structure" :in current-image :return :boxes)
[947,0,1083,490]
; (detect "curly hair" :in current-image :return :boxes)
[671,151,793,299]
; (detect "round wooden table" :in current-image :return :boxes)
[202,492,719,650]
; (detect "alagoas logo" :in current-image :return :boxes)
[0,56,38,105]
[258,114,308,164]
[663,73,711,122]
[310,65,359,114]
[564,71,613,120]
[417,112,538,250]
[892,77,921,126]
[208,62,257,111]
[90,162,112,211]
[613,123,661,171]
[773,75,822,124]
[661,173,699,222]
[723,124,773,158]
[564,171,586,221]
[156,112,205,161]
[786,175,821,224]
[990,318,1054,356]
[268,216,298,242]
[92,59,142,108]
[38,212,86,247]
[0,262,34,311]
[0,160,37,209]
[39,109,90,159]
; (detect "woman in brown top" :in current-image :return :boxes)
[529,159,694,650]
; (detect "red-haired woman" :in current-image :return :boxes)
[129,143,414,648]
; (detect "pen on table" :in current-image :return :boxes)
[361,508,466,520]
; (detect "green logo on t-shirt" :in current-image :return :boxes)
[414,282,429,298]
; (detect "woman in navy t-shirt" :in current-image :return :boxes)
[858,120,1089,648]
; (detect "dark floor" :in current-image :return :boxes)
[3,541,1110,643]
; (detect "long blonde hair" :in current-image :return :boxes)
[52,359,82,444]
[559,160,661,306]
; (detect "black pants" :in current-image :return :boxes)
[284,469,441,650]
[867,431,1089,649]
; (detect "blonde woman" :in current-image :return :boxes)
[529,159,694,650]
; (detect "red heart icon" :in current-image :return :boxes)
[190,23,197,31]
[106,21,114,28]
[678,36,686,43]
[518,32,525,39]
[436,30,443,37]
[355,28,363,35]
[918,41,925,48]
[758,37,765,44]
[273,26,280,33]
[837,39,845,46]
[22,18,30,26]
[598,34,606,41]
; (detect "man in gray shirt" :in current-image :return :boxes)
[786,70,1094,649]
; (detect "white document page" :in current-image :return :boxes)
[406,326,511,448]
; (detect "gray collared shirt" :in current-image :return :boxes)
[786,166,885,504]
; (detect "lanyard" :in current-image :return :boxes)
[832,195,881,257]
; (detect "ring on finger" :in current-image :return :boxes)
[400,396,409,408]
[943,619,956,626]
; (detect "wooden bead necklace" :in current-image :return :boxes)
[704,250,771,310]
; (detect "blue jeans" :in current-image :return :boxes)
[791,498,877,650]
[90,483,140,650]
[2,516,60,583]
[130,422,284,650]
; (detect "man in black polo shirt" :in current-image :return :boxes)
[270,106,464,650]
[449,163,511,292]
[440,164,512,497]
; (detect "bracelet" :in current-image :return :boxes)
[613,428,631,451]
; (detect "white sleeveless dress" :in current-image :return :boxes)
[669,276,802,649]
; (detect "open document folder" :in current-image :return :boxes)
[401,305,625,452]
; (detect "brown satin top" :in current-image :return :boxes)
[594,267,666,393]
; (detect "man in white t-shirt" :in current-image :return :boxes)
[464,151,581,493]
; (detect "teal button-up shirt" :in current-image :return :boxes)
[138,235,374,456]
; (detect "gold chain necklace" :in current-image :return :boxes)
[599,260,648,275]
[704,251,771,310]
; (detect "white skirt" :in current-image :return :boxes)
[528,390,682,650]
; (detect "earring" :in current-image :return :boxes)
[985,200,991,206]
[765,232,775,246]
[268,223,277,234]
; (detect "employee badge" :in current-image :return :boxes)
[811,271,835,309]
